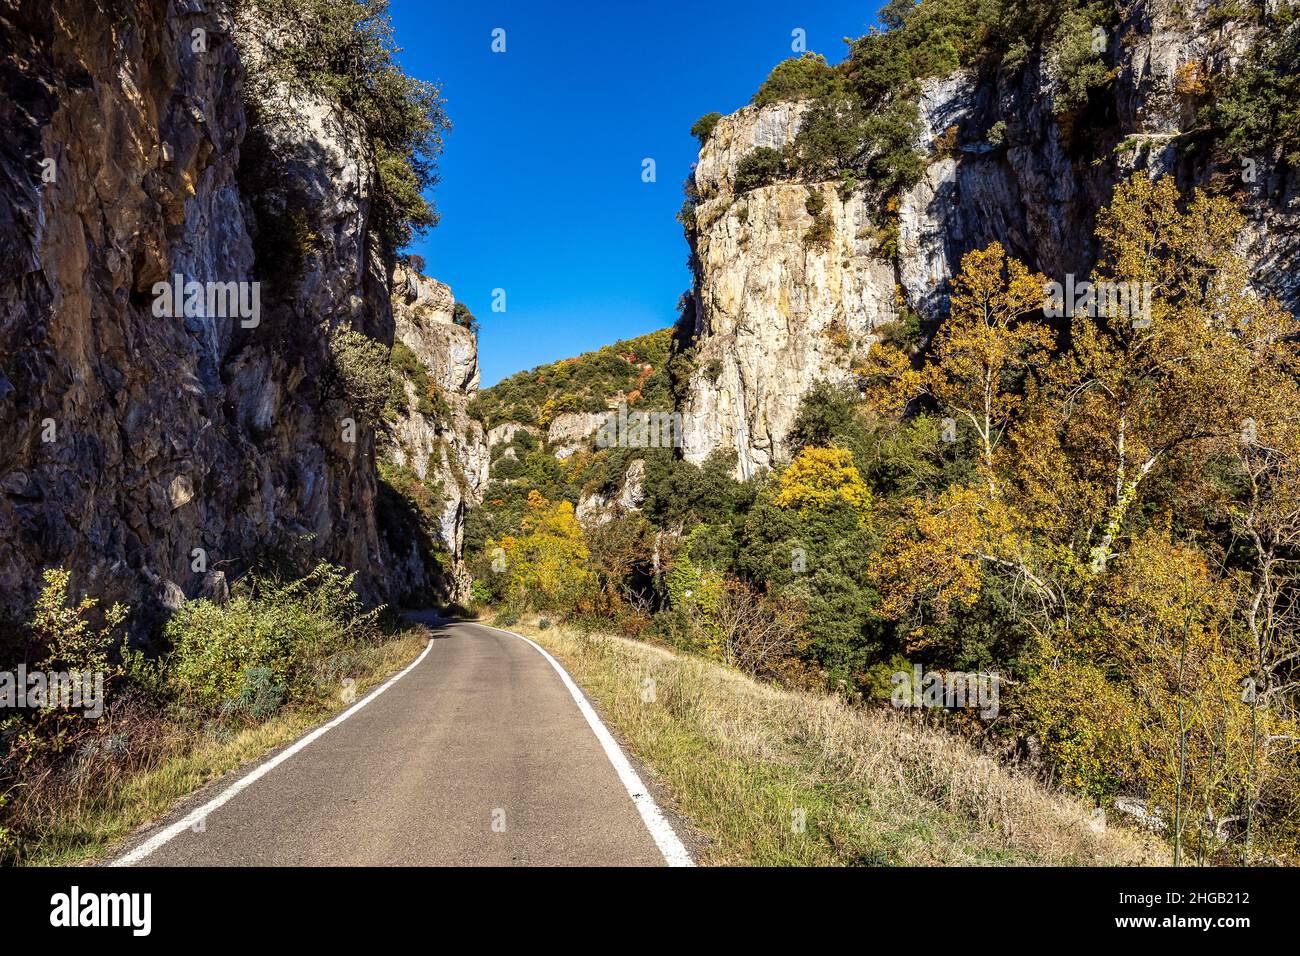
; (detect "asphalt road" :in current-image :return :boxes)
[112,614,683,866]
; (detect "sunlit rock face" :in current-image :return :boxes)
[679,1,1299,479]
[383,264,489,604]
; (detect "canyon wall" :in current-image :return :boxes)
[382,264,488,603]
[680,0,1300,478]
[0,0,476,627]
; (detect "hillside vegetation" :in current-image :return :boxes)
[469,171,1300,866]
[468,328,677,430]
[521,619,1164,865]
[0,566,426,864]
[690,0,1295,214]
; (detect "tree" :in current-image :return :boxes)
[708,578,807,679]
[584,515,655,615]
[752,53,841,107]
[690,112,723,144]
[1045,3,1113,115]
[453,302,479,334]
[1098,533,1262,864]
[240,0,450,251]
[1036,175,1295,573]
[734,147,786,193]
[879,0,916,30]
[789,381,870,459]
[327,328,391,422]
[921,242,1051,494]
[493,492,595,615]
[774,447,873,520]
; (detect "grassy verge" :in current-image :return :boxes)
[19,630,425,867]
[515,618,1166,866]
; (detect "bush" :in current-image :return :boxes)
[328,328,391,422]
[1045,4,1112,115]
[221,667,288,723]
[0,571,128,778]
[734,146,786,193]
[793,93,869,179]
[1201,20,1300,165]
[804,190,833,246]
[452,301,479,334]
[387,340,436,418]
[690,111,723,144]
[753,53,841,106]
[166,563,382,714]
[28,569,126,674]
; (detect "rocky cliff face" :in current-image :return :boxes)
[383,264,488,602]
[684,102,898,479]
[681,0,1300,478]
[0,0,460,627]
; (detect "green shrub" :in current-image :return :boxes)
[690,111,723,144]
[793,93,869,180]
[0,570,128,777]
[221,667,288,723]
[1201,20,1300,165]
[166,563,381,714]
[1045,3,1112,115]
[453,302,479,334]
[753,53,841,106]
[735,147,786,192]
[28,569,126,674]
[880,0,918,29]
[804,190,833,246]
[328,328,391,422]
[387,340,447,419]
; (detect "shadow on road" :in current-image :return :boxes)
[400,608,471,639]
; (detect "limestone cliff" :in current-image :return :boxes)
[680,0,1300,478]
[381,264,488,603]
[684,102,897,480]
[0,0,467,626]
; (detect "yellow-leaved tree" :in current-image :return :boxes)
[1027,175,1296,574]
[921,242,1052,493]
[871,243,1058,638]
[493,490,595,615]
[774,446,872,519]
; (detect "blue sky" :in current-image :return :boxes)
[390,1,882,384]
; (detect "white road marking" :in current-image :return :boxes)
[110,639,436,867]
[481,623,695,867]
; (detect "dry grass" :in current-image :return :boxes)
[13,630,427,867]
[520,619,1167,866]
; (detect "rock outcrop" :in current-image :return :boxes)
[684,102,897,479]
[382,264,488,602]
[0,0,446,626]
[680,0,1300,478]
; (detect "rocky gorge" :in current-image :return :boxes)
[2,0,1298,626]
